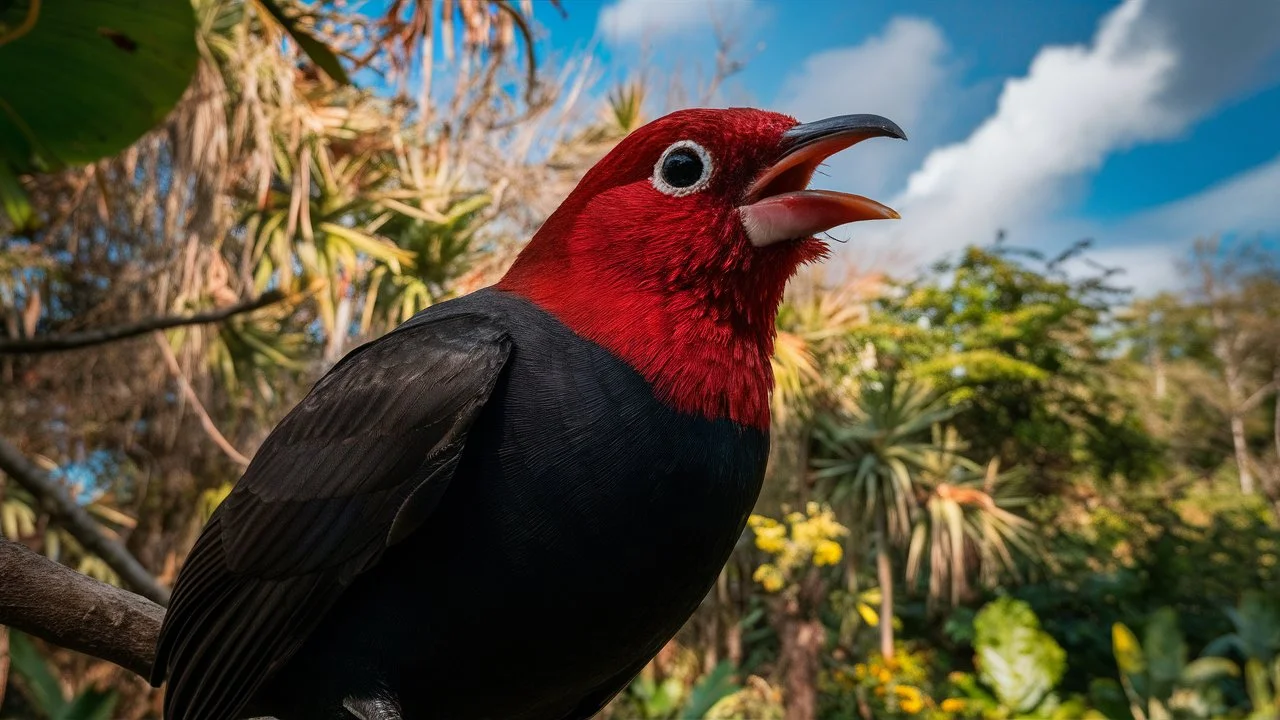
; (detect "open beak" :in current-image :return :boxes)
[739,114,906,247]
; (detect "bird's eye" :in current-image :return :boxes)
[652,140,713,196]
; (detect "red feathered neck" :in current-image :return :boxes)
[498,199,823,431]
[497,108,824,430]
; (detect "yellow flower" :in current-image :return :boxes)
[941,698,966,713]
[813,539,843,566]
[752,563,785,592]
[752,523,788,555]
[892,685,926,714]
[754,534,787,554]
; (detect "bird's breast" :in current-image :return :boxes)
[378,289,769,715]
[450,287,768,618]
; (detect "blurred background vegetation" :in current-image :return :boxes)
[2,1,1279,719]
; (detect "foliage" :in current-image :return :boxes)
[1112,608,1239,720]
[0,0,199,228]
[616,649,740,720]
[1013,485,1280,695]
[705,675,785,720]
[972,598,1068,714]
[823,644,952,718]
[942,598,1098,719]
[907,427,1038,609]
[1243,657,1280,720]
[5,633,117,720]
[864,243,1164,487]
[1205,593,1280,666]
[815,376,957,538]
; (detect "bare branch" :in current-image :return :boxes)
[0,290,287,354]
[1240,379,1279,415]
[0,436,171,604]
[153,332,252,467]
[0,539,162,678]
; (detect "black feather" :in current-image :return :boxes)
[154,290,767,720]
[152,313,511,720]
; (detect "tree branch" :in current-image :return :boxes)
[1240,379,1279,415]
[0,290,287,354]
[0,539,162,678]
[153,332,252,467]
[0,436,171,604]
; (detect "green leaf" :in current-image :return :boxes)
[1143,608,1186,700]
[255,0,351,85]
[1113,622,1145,677]
[1246,658,1274,709]
[318,222,415,270]
[0,158,33,229]
[8,631,69,716]
[1227,591,1280,663]
[56,688,119,720]
[0,0,198,175]
[1179,656,1239,686]
[681,662,740,720]
[973,597,1066,713]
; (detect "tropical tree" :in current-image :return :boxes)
[864,242,1162,488]
[1184,238,1280,498]
[906,426,1038,611]
[814,376,1038,660]
[813,376,956,660]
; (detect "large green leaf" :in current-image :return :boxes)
[57,689,119,720]
[973,597,1067,713]
[8,631,68,716]
[0,0,197,224]
[681,661,740,720]
[1143,607,1187,701]
[255,0,350,85]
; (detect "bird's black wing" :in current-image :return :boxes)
[151,312,511,720]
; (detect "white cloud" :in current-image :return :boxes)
[597,0,758,46]
[772,17,954,199]
[842,0,1280,267]
[1007,154,1280,295]
[1123,153,1280,242]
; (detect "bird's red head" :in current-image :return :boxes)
[499,107,905,430]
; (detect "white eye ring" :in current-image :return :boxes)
[651,140,713,197]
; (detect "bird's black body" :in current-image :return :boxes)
[153,288,769,720]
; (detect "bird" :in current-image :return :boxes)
[149,107,905,720]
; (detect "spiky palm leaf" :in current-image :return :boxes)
[906,426,1038,608]
[813,376,958,541]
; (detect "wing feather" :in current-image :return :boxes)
[152,313,511,720]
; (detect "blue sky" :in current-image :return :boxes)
[529,0,1280,291]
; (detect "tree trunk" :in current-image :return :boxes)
[1269,362,1280,522]
[875,513,894,661]
[1152,350,1166,400]
[1204,259,1256,495]
[1231,410,1254,494]
[780,605,823,720]
[1273,360,1279,468]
